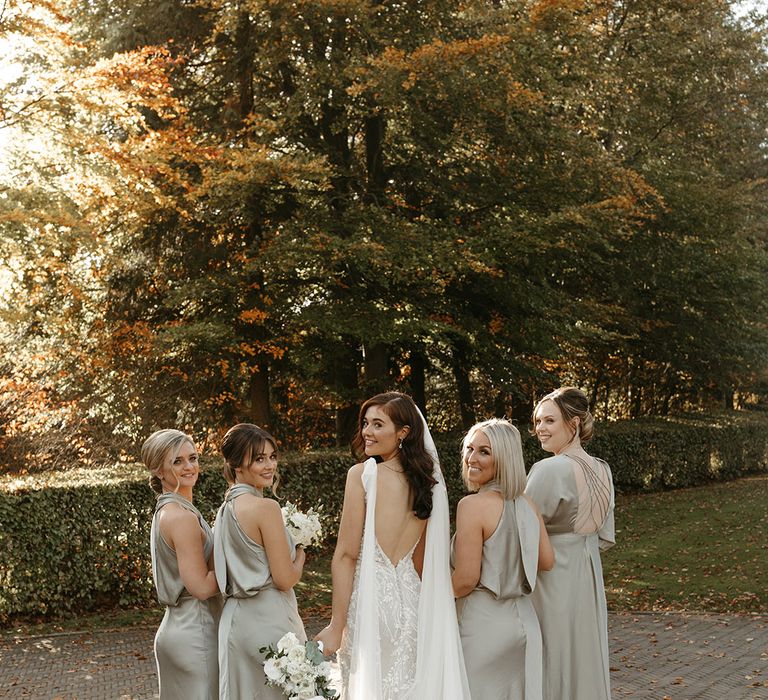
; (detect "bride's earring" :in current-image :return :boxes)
[398,439,403,450]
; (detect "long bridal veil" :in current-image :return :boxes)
[410,407,471,700]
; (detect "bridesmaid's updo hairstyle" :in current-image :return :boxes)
[533,386,595,445]
[461,418,526,500]
[141,429,196,494]
[351,391,438,520]
[220,423,280,491]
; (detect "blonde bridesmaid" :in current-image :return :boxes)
[452,418,554,700]
[143,429,220,700]
[214,423,306,699]
[526,387,615,700]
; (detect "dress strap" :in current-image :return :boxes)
[564,453,613,534]
[225,482,262,502]
[514,496,540,595]
[214,483,262,595]
[154,491,202,518]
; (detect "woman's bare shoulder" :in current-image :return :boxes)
[347,461,366,477]
[458,490,500,513]
[158,500,196,523]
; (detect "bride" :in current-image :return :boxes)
[316,391,470,699]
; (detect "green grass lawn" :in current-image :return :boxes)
[6,475,765,638]
[603,474,767,613]
[295,548,334,620]
[297,475,768,618]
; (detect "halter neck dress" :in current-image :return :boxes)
[213,482,306,700]
[451,487,543,700]
[151,492,220,699]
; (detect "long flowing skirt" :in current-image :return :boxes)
[218,588,306,699]
[154,596,220,700]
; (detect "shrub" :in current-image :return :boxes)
[1,411,767,620]
[587,413,768,492]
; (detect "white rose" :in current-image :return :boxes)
[277,632,300,652]
[286,660,305,678]
[287,645,306,663]
[282,503,323,546]
[263,658,283,683]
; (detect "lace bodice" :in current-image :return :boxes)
[339,539,420,699]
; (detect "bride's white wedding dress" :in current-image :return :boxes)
[338,410,471,700]
[338,518,420,698]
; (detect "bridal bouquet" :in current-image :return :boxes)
[281,502,323,548]
[262,632,338,700]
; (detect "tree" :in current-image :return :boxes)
[2,0,767,471]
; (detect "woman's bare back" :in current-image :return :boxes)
[374,462,426,565]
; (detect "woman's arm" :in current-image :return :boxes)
[161,507,219,600]
[451,496,484,598]
[252,494,306,591]
[315,463,365,654]
[233,494,305,591]
[524,495,555,571]
[258,498,306,591]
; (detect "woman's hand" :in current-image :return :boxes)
[314,624,343,656]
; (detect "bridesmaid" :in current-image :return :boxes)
[143,429,220,700]
[214,423,307,700]
[525,387,615,700]
[452,418,554,700]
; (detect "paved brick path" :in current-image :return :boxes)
[1,612,765,699]
[610,613,767,699]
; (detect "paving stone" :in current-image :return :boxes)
[0,612,765,699]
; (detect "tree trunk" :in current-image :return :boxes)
[363,341,389,394]
[364,114,386,202]
[589,367,603,412]
[336,404,358,449]
[249,362,271,428]
[332,343,361,447]
[235,11,254,118]
[235,8,270,428]
[451,339,475,429]
[508,391,533,423]
[409,349,427,417]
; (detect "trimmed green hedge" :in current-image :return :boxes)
[588,413,768,491]
[1,412,767,620]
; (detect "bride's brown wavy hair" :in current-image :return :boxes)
[351,391,438,520]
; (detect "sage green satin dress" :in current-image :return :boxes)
[151,492,220,700]
[451,493,543,700]
[525,454,615,700]
[214,483,306,700]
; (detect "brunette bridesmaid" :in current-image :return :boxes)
[214,423,306,699]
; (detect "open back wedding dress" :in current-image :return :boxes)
[338,411,471,700]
